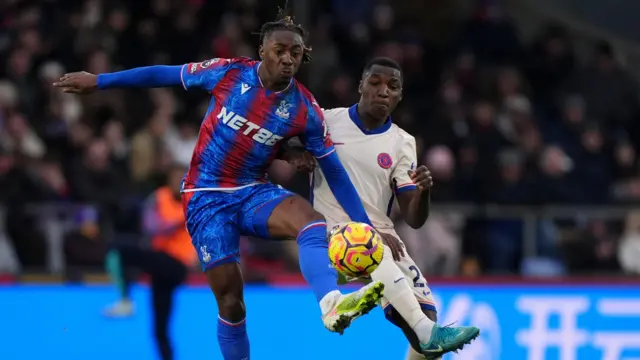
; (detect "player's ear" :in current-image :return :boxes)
[358,81,363,94]
[259,45,265,60]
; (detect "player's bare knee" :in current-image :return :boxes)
[217,293,246,321]
[273,195,325,236]
[290,196,324,228]
[304,209,326,226]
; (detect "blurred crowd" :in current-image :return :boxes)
[1,0,640,279]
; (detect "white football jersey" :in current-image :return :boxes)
[312,105,418,235]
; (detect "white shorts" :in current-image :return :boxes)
[328,222,437,313]
[379,241,437,314]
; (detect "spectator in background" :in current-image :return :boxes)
[164,120,197,167]
[576,122,612,203]
[130,112,171,188]
[611,139,640,202]
[484,149,533,273]
[543,94,587,158]
[565,41,640,130]
[612,139,637,180]
[458,1,522,66]
[537,145,582,203]
[396,146,465,275]
[1,112,46,159]
[70,137,126,206]
[102,164,196,360]
[619,212,640,274]
[102,118,129,172]
[525,23,575,104]
[562,219,619,274]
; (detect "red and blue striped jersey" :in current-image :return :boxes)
[179,57,334,191]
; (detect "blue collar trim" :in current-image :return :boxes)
[348,104,392,135]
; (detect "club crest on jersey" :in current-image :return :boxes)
[377,153,393,169]
[200,245,211,263]
[275,101,292,119]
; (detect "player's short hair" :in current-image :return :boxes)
[362,57,403,79]
[259,3,312,63]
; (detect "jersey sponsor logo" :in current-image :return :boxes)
[377,153,393,169]
[275,100,292,119]
[241,83,250,94]
[217,106,283,146]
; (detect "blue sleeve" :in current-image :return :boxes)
[316,151,371,225]
[180,58,232,92]
[96,58,231,92]
[97,65,183,89]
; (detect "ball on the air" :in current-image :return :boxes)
[328,222,384,278]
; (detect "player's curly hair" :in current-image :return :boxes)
[258,2,312,63]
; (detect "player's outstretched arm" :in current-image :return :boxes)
[53,66,183,94]
[97,66,183,89]
[54,58,232,94]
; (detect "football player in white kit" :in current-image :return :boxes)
[281,57,479,359]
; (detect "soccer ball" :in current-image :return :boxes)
[328,222,384,278]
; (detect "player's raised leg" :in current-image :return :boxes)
[371,244,436,340]
[240,186,383,334]
[183,191,250,360]
[271,196,384,333]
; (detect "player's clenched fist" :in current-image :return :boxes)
[408,165,433,191]
[53,72,98,94]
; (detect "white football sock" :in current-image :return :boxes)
[370,245,435,344]
[319,290,341,315]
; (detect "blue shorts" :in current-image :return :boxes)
[182,183,294,271]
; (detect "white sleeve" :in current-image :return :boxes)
[321,108,339,124]
[392,135,418,194]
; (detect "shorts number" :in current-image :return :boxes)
[409,265,425,288]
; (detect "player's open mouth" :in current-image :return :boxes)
[281,68,293,75]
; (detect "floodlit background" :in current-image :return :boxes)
[1,0,640,359]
